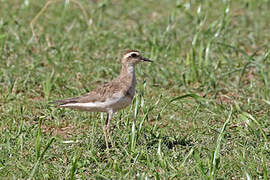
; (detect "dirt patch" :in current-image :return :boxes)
[41,124,76,139]
[216,91,239,105]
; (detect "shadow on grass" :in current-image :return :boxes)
[163,136,192,149]
[145,133,193,149]
[95,136,193,152]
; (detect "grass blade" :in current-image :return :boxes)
[242,112,267,141]
[30,137,55,179]
[180,148,194,167]
[130,121,136,151]
[35,118,42,160]
[69,149,81,180]
[210,106,232,179]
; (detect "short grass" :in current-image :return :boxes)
[0,0,270,179]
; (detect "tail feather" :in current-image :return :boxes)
[50,97,79,106]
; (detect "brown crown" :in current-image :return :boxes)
[122,49,140,56]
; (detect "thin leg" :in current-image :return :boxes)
[107,110,114,147]
[103,113,109,149]
[103,110,114,149]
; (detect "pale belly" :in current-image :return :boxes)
[60,96,133,112]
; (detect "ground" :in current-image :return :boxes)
[0,0,270,179]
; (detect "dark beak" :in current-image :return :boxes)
[141,56,153,62]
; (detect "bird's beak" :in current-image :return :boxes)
[141,56,153,62]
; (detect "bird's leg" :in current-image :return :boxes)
[104,113,109,149]
[107,110,114,147]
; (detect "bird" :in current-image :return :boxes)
[52,50,153,149]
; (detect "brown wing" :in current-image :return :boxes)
[51,91,103,105]
[52,80,123,105]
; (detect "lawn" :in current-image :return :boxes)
[0,0,270,179]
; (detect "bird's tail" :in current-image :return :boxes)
[50,97,79,106]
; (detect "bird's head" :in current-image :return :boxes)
[121,50,152,65]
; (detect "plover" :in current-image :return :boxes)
[52,50,152,149]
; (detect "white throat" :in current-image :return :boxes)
[127,64,135,74]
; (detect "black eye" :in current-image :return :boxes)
[131,53,138,58]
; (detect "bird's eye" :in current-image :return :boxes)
[131,53,138,58]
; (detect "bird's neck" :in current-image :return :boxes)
[120,63,135,76]
[119,63,136,86]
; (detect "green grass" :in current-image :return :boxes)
[1,0,270,179]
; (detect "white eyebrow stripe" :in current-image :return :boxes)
[123,52,140,59]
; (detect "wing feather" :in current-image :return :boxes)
[51,79,123,106]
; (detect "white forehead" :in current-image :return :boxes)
[123,51,140,59]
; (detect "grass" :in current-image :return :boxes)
[0,0,270,179]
